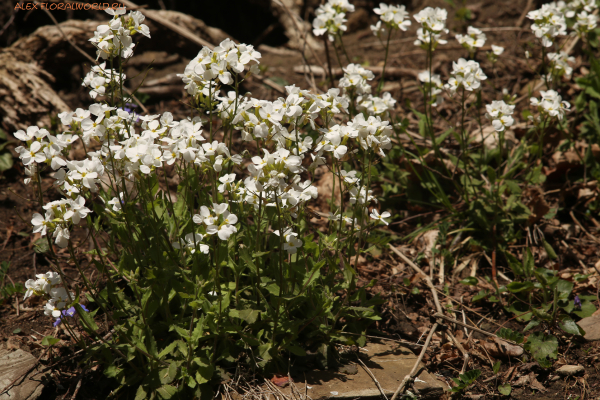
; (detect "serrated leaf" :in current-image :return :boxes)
[524,332,558,368]
[497,327,524,344]
[75,304,98,331]
[498,383,512,396]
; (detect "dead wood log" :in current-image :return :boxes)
[0,10,232,133]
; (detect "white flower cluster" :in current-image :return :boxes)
[32,196,91,248]
[455,26,486,54]
[312,0,355,42]
[371,3,411,36]
[413,7,448,50]
[547,51,575,80]
[193,203,238,241]
[82,63,125,100]
[527,4,567,47]
[444,58,487,93]
[357,93,397,117]
[573,10,598,36]
[23,271,74,319]
[179,38,261,95]
[553,0,596,18]
[338,64,375,95]
[418,71,444,107]
[530,90,571,121]
[485,100,516,132]
[89,8,149,60]
[13,126,78,184]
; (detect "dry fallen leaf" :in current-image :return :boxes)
[271,375,291,388]
[481,337,523,358]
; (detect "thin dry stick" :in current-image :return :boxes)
[517,0,535,27]
[356,358,389,400]
[389,246,471,372]
[570,211,600,245]
[389,245,443,313]
[432,313,523,346]
[390,323,438,400]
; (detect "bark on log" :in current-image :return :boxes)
[0,10,232,133]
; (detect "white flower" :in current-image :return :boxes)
[491,45,504,56]
[370,209,391,225]
[273,228,303,254]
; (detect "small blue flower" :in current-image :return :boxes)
[574,295,582,309]
[53,304,89,326]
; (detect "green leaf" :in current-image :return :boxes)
[460,276,478,286]
[41,336,60,347]
[33,238,50,254]
[498,383,512,396]
[507,281,534,293]
[493,361,501,375]
[542,240,557,260]
[0,152,13,172]
[573,298,597,318]
[12,328,21,334]
[157,384,178,399]
[559,316,583,336]
[192,357,213,384]
[497,328,524,344]
[523,319,540,332]
[75,304,98,332]
[229,308,259,324]
[524,332,558,368]
[135,385,148,400]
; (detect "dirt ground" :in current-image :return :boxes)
[1,0,600,399]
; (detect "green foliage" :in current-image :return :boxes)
[0,129,14,172]
[0,261,24,306]
[451,369,481,393]
[524,332,558,368]
[498,383,512,396]
[496,328,524,344]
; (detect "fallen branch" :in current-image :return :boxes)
[390,323,439,400]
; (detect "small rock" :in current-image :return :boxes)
[556,365,585,376]
[0,349,44,400]
[577,316,600,341]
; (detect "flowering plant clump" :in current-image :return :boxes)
[15,0,592,397]
[527,3,567,47]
